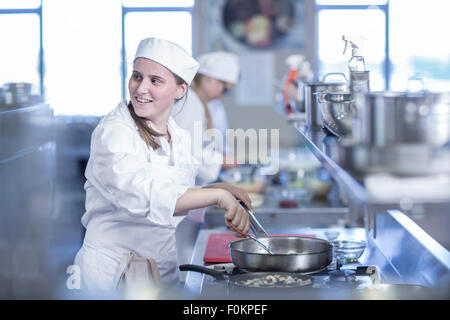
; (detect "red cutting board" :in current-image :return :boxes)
[203,233,316,264]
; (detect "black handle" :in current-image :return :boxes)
[179,264,228,280]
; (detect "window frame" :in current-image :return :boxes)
[120,4,195,100]
[314,1,390,90]
[0,1,44,96]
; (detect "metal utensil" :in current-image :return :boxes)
[304,73,348,128]
[226,219,274,255]
[227,200,333,273]
[238,200,269,238]
[317,91,356,137]
[228,236,333,273]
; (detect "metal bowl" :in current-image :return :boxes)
[317,91,356,137]
[332,240,367,263]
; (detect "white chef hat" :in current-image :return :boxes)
[134,37,199,85]
[197,51,240,84]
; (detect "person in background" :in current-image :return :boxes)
[173,51,240,187]
[73,38,251,297]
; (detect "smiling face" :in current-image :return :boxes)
[128,58,187,126]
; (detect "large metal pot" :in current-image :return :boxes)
[355,91,450,146]
[228,236,333,273]
[304,73,348,128]
[317,91,356,138]
[2,82,32,106]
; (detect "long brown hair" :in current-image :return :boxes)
[192,74,213,130]
[128,71,187,150]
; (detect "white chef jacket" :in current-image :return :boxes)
[74,100,203,297]
[207,98,229,139]
[173,90,223,186]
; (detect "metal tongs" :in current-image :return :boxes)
[226,200,274,254]
[238,200,270,238]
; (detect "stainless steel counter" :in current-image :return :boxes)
[0,103,56,299]
[293,122,450,205]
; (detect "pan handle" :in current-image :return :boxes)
[179,264,228,280]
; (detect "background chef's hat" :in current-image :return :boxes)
[197,51,240,84]
[134,37,199,85]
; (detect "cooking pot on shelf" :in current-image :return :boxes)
[2,82,33,106]
[335,140,450,176]
[317,91,356,138]
[354,91,450,147]
[304,73,348,128]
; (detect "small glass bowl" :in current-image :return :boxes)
[332,240,367,263]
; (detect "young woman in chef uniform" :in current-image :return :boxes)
[173,51,240,186]
[73,38,251,296]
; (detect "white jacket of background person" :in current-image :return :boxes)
[74,100,204,296]
[207,98,229,140]
[173,90,223,186]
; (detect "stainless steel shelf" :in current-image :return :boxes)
[293,121,450,207]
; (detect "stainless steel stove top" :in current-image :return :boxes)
[183,225,449,299]
[198,260,381,298]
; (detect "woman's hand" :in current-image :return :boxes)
[205,183,253,212]
[216,189,250,235]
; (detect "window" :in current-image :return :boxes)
[316,0,450,91]
[43,0,122,116]
[315,1,388,91]
[121,0,194,100]
[2,1,194,116]
[0,1,42,96]
[389,0,450,91]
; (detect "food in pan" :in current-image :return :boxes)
[236,274,313,288]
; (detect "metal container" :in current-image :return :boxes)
[349,70,370,94]
[228,236,333,273]
[304,73,347,128]
[336,141,450,176]
[317,91,356,138]
[2,82,32,106]
[356,91,450,147]
[0,87,4,106]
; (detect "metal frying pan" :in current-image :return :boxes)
[226,201,333,273]
[179,264,314,288]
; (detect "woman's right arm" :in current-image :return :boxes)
[175,188,250,234]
